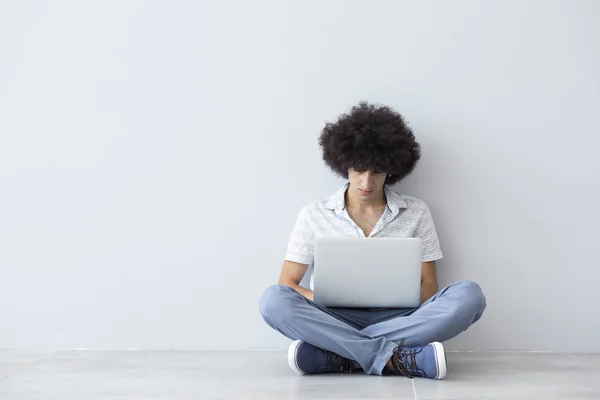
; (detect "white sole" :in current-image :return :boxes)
[288,340,304,374]
[431,341,447,379]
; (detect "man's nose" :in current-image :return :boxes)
[362,172,375,185]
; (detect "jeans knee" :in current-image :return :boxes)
[259,284,294,321]
[452,280,487,316]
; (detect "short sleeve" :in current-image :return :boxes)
[284,206,315,265]
[414,203,444,262]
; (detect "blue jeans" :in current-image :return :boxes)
[259,280,486,375]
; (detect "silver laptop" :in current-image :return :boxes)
[313,236,422,308]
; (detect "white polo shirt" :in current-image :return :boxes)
[284,182,444,290]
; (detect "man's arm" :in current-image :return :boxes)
[420,260,439,304]
[278,260,314,301]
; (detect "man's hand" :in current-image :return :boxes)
[290,285,313,301]
[304,290,314,302]
[278,260,314,301]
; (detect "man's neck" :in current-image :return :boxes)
[345,188,387,213]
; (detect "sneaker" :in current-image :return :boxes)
[389,340,447,379]
[288,340,355,374]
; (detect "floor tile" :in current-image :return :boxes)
[0,350,415,399]
[0,349,54,382]
[413,352,600,399]
[4,350,599,399]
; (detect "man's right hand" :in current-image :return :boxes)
[303,289,314,302]
[287,284,314,301]
[278,260,314,301]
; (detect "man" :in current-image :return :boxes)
[259,102,486,379]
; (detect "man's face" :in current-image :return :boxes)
[347,168,388,198]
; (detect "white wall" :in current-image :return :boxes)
[1,0,599,351]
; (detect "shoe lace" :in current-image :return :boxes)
[325,351,355,374]
[391,338,425,378]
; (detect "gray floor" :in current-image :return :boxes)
[0,349,599,399]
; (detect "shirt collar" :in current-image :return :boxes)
[324,182,407,213]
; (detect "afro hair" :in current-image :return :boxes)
[318,102,421,185]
